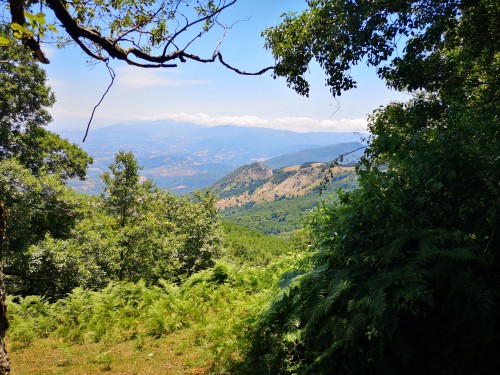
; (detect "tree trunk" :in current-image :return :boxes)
[0,201,10,374]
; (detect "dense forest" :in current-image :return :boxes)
[1,0,499,374]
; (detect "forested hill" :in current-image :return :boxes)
[212,162,358,234]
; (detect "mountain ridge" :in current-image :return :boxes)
[212,162,357,209]
[58,121,365,193]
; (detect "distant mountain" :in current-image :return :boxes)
[58,121,365,193]
[262,142,365,170]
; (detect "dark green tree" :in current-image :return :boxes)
[101,150,148,228]
[101,150,154,280]
[245,1,499,374]
[26,187,224,296]
[0,33,92,179]
[174,191,223,277]
[0,30,92,372]
[1,31,92,291]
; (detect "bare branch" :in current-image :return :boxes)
[113,5,164,46]
[184,50,275,75]
[82,62,115,142]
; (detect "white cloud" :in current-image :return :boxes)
[115,66,208,87]
[47,79,67,88]
[128,113,368,133]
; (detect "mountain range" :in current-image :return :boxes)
[59,121,365,193]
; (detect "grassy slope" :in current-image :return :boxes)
[7,225,304,375]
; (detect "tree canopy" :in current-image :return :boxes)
[0,32,93,179]
[0,31,95,373]
[264,0,499,97]
[1,0,273,75]
[244,0,500,373]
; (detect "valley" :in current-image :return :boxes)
[60,122,365,194]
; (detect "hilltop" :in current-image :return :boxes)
[58,122,365,193]
[214,162,356,209]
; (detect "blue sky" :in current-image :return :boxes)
[43,0,408,135]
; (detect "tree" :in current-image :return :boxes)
[0,201,8,374]
[100,153,223,281]
[0,31,92,179]
[1,0,273,75]
[0,31,92,373]
[101,150,152,280]
[172,190,223,276]
[0,31,92,287]
[244,1,499,374]
[21,194,115,299]
[101,150,148,228]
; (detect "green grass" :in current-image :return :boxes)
[7,251,304,374]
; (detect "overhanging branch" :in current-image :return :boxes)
[8,0,275,75]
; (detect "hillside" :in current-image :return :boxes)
[58,122,365,193]
[213,162,355,209]
[212,162,358,234]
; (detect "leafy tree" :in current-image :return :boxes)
[26,186,224,295]
[174,191,223,276]
[245,1,500,374]
[24,197,119,299]
[26,152,224,295]
[0,31,92,372]
[101,150,150,228]
[0,31,92,290]
[101,150,155,280]
[0,31,92,179]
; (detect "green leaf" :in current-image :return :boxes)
[0,36,10,45]
[24,11,34,21]
[47,24,59,33]
[34,12,47,24]
[10,23,25,32]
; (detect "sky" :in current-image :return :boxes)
[42,0,408,137]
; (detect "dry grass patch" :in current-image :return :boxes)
[8,330,215,375]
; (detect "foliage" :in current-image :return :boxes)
[0,158,84,296]
[0,30,92,180]
[99,152,224,283]
[0,33,92,300]
[220,170,358,235]
[2,0,273,77]
[24,171,224,299]
[245,1,500,374]
[101,150,151,228]
[6,250,305,371]
[222,222,299,266]
[265,0,470,97]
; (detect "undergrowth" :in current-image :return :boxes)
[7,253,304,372]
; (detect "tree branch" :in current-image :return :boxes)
[11,0,276,74]
[82,62,115,142]
[8,0,50,63]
